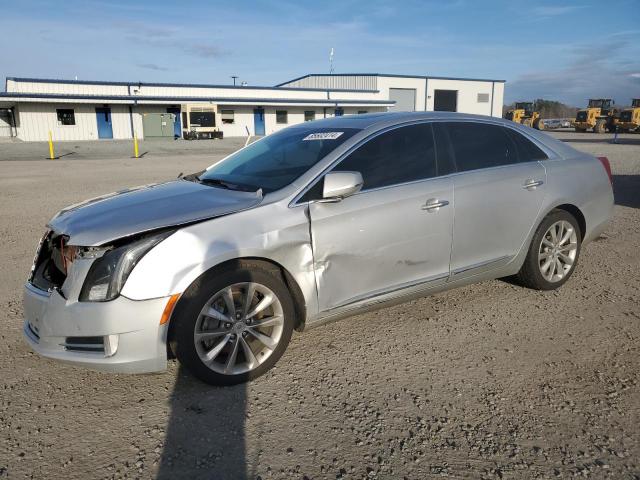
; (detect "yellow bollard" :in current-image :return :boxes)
[133,134,139,158]
[48,131,55,159]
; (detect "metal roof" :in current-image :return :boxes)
[4,76,379,94]
[0,92,394,106]
[276,73,506,86]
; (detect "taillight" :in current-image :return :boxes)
[597,156,613,186]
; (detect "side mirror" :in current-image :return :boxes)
[320,171,363,202]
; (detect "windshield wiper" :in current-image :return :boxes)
[196,176,260,193]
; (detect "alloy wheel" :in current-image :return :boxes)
[538,220,578,282]
[194,282,284,375]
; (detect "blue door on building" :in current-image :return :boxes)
[95,107,113,139]
[166,107,181,138]
[253,108,265,136]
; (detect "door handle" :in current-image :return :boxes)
[422,199,450,211]
[523,179,544,190]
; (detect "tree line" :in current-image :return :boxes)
[503,99,578,119]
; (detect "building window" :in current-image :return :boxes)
[189,110,215,127]
[334,108,344,116]
[221,110,235,124]
[276,110,288,124]
[304,110,316,122]
[56,109,75,126]
[358,110,368,114]
[477,93,490,103]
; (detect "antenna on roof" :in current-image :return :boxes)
[329,48,335,74]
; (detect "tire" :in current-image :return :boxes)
[170,260,295,386]
[594,119,606,134]
[534,119,545,131]
[516,210,582,290]
[522,118,532,128]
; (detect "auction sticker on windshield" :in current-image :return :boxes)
[302,132,344,141]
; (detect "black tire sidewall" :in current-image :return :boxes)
[522,210,582,290]
[172,262,295,386]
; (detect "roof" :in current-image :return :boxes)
[276,73,506,86]
[0,92,394,107]
[5,76,378,94]
[288,111,513,130]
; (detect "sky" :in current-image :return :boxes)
[1,0,639,106]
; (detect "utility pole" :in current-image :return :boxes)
[231,75,238,86]
[329,48,334,74]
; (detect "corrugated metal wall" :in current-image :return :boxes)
[281,75,378,91]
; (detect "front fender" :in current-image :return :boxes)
[121,202,318,318]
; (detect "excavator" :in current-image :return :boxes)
[505,102,545,130]
[618,99,640,133]
[573,99,618,133]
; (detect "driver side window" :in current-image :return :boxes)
[332,123,437,191]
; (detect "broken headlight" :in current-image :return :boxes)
[79,231,173,302]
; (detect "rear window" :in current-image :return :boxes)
[200,127,360,193]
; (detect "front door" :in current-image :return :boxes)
[95,107,113,139]
[308,123,454,312]
[167,107,181,138]
[253,108,265,136]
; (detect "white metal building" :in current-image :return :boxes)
[0,73,504,142]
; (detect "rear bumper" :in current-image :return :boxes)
[22,282,169,374]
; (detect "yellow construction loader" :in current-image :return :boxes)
[505,102,545,130]
[618,99,640,132]
[573,99,618,133]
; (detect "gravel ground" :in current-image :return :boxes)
[0,131,638,479]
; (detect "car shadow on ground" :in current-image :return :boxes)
[157,366,248,480]
[613,174,640,209]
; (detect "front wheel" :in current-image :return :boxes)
[516,210,582,290]
[171,261,295,385]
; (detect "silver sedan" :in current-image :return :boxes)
[23,112,614,385]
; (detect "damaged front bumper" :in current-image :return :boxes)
[22,282,169,374]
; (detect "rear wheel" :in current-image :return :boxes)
[171,261,295,385]
[594,119,607,134]
[516,210,582,290]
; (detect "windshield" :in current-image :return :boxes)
[588,99,609,108]
[515,102,532,110]
[198,127,360,193]
[633,99,640,108]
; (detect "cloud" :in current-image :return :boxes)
[137,63,169,71]
[530,5,584,17]
[183,45,226,59]
[507,37,640,105]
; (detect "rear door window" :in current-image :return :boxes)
[441,122,518,172]
[504,128,549,162]
[332,123,436,191]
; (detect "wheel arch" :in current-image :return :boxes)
[550,203,586,240]
[167,257,307,358]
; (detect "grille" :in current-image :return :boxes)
[576,111,587,122]
[62,336,105,354]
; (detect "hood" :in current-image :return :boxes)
[49,180,263,246]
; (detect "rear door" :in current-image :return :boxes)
[434,121,547,279]
[307,123,454,311]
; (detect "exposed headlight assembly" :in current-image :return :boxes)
[79,230,174,302]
